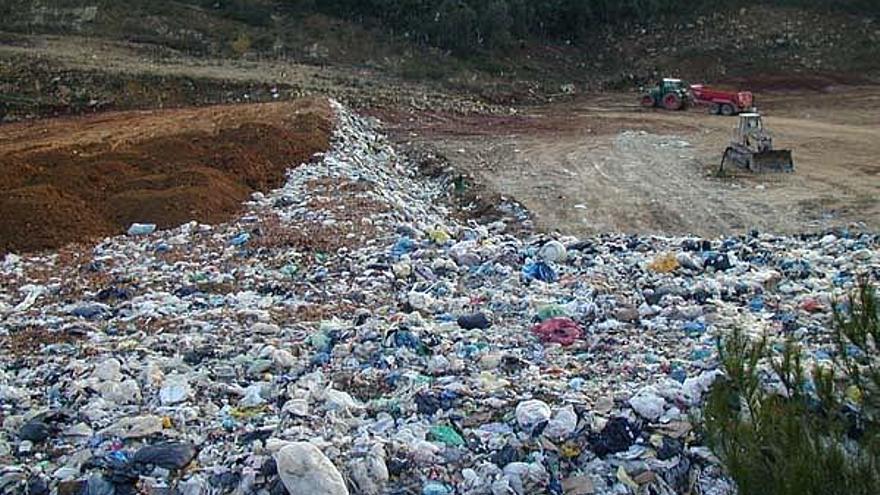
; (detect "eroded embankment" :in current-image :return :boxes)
[0,98,333,253]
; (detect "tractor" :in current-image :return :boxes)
[720,113,794,173]
[640,78,690,111]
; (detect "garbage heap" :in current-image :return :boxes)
[1,101,877,495]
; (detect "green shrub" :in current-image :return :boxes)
[702,279,880,495]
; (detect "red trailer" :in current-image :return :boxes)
[690,84,754,116]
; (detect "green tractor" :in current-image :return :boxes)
[640,78,690,111]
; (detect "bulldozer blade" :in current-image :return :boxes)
[751,150,794,173]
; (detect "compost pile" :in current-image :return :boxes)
[0,100,332,254]
[0,102,877,495]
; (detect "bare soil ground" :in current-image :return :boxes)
[383,86,880,237]
[0,98,331,253]
[0,35,494,121]
[2,31,878,251]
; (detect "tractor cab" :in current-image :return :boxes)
[739,113,763,131]
[660,78,685,92]
[734,113,770,152]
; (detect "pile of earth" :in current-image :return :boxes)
[0,98,332,253]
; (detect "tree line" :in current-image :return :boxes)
[205,0,880,55]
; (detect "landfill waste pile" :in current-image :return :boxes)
[1,100,878,495]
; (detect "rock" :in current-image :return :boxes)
[247,359,273,376]
[133,442,197,470]
[322,388,362,413]
[274,443,349,495]
[240,384,267,407]
[95,378,141,404]
[71,304,108,319]
[453,252,481,267]
[57,480,87,495]
[53,467,80,480]
[159,374,191,405]
[100,415,164,439]
[614,306,640,322]
[427,354,451,375]
[62,422,94,439]
[177,475,208,495]
[92,358,123,382]
[537,241,567,263]
[561,475,594,495]
[272,349,297,368]
[26,476,50,495]
[18,440,33,454]
[252,322,281,334]
[544,405,578,439]
[590,417,639,456]
[127,223,157,236]
[629,389,667,421]
[84,474,115,495]
[392,261,412,279]
[19,420,51,442]
[422,481,453,495]
[656,437,684,460]
[456,312,491,330]
[141,362,165,389]
[348,445,389,495]
[515,399,551,431]
[682,370,724,404]
[676,252,702,271]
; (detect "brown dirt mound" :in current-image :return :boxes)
[0,99,332,253]
[721,72,876,92]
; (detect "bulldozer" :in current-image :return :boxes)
[720,113,794,173]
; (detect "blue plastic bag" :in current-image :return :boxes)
[391,237,415,258]
[522,261,558,283]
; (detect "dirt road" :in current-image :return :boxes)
[388,86,880,236]
[0,35,494,118]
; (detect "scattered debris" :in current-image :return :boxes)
[0,101,875,495]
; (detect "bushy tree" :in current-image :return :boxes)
[478,0,514,50]
[276,0,880,54]
[702,280,880,495]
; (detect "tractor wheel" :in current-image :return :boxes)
[710,103,721,115]
[662,93,683,110]
[640,95,655,108]
[721,104,736,116]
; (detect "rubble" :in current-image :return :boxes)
[0,100,877,495]
[274,443,349,495]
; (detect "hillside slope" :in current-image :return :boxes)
[1,1,877,113]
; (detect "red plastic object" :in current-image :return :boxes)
[532,317,583,346]
[801,298,823,313]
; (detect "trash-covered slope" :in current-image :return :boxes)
[1,102,878,495]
